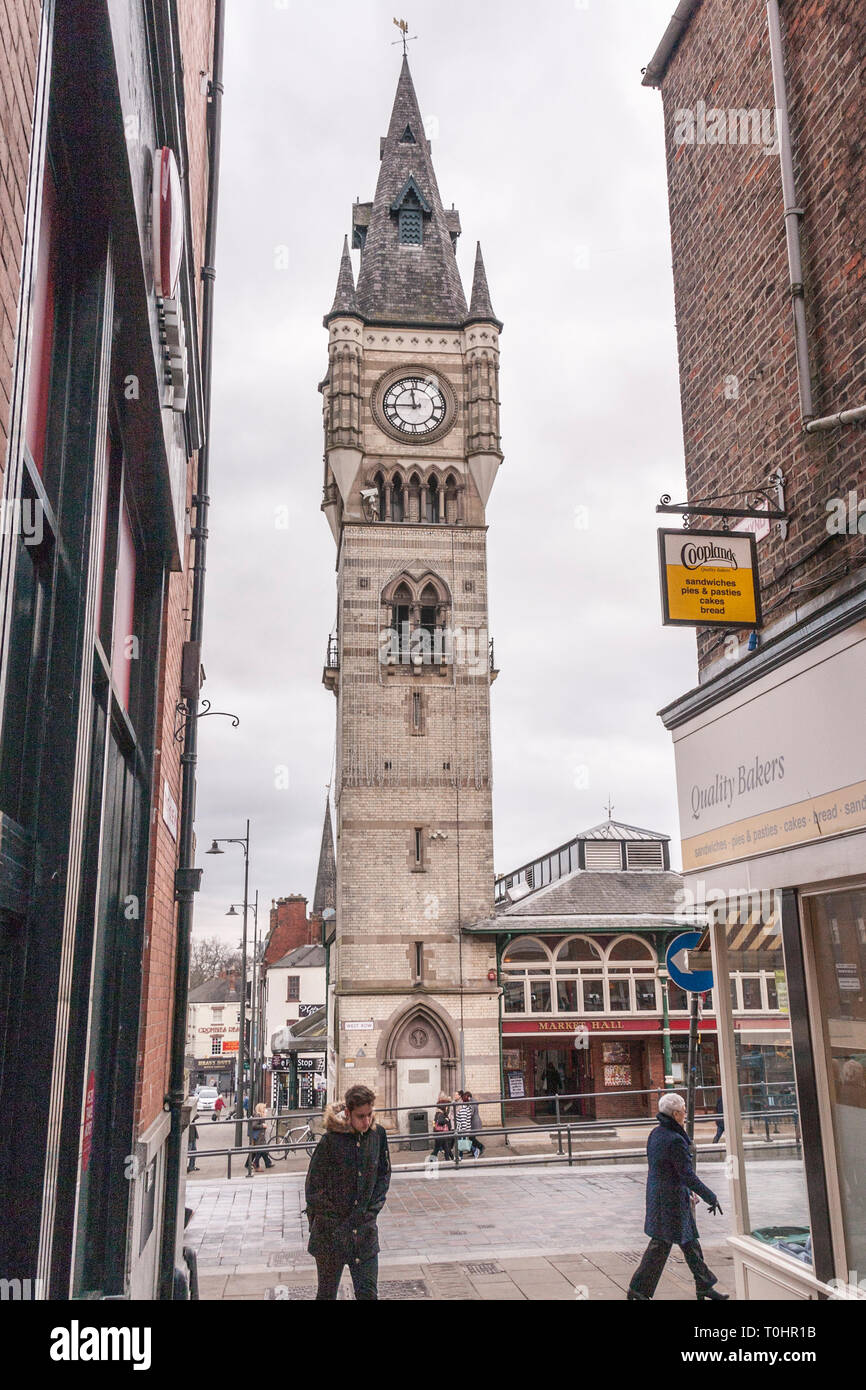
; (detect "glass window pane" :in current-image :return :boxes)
[729,977,739,1011]
[765,973,778,1010]
[556,979,577,1012]
[609,937,653,961]
[668,981,688,1011]
[636,978,657,1010]
[809,888,866,1276]
[717,891,810,1261]
[503,939,547,963]
[609,979,630,1012]
[557,938,601,963]
[529,980,551,1013]
[741,977,762,1010]
[503,980,525,1014]
[581,978,603,1012]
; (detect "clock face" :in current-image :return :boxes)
[382,376,447,435]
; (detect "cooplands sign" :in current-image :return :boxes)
[658,528,760,628]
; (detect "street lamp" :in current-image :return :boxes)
[206,820,250,1151]
[227,889,260,1109]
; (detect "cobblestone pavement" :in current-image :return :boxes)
[186,1160,805,1300]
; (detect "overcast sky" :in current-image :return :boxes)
[194,0,698,947]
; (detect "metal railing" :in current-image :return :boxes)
[188,1084,801,1179]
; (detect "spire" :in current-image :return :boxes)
[354,57,468,325]
[466,241,502,330]
[312,798,336,917]
[324,235,359,324]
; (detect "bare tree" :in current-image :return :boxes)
[189,935,242,990]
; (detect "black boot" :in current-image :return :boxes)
[697,1287,729,1300]
[627,1288,651,1301]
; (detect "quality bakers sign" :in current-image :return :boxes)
[658,529,760,628]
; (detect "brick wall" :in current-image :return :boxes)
[657,0,866,671]
[135,1,215,1138]
[0,1,41,473]
[264,896,316,966]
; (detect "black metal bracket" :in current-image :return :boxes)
[656,468,788,536]
[174,698,240,743]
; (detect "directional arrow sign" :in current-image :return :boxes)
[666,931,714,992]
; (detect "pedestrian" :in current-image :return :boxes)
[212,1093,225,1124]
[455,1089,485,1159]
[187,1119,200,1172]
[628,1092,728,1301]
[304,1084,391,1300]
[432,1092,454,1161]
[713,1092,725,1144]
[246,1102,274,1175]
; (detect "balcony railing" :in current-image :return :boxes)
[325,636,339,669]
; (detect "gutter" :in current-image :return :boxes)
[158,0,225,1301]
[641,0,702,88]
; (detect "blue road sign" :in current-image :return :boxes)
[666,931,714,992]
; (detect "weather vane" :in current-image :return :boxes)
[604,798,615,820]
[392,17,417,57]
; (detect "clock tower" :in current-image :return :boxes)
[320,57,503,1129]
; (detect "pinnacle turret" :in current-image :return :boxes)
[467,242,502,331]
[324,235,359,325]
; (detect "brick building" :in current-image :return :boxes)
[644,0,866,1299]
[0,1,222,1299]
[320,58,501,1131]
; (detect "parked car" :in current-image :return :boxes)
[196,1086,220,1113]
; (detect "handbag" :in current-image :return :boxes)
[457,1137,472,1153]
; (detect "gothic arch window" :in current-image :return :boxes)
[391,472,405,522]
[374,470,386,520]
[380,572,451,668]
[444,473,458,523]
[426,475,440,523]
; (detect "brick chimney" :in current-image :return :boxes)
[263,895,315,966]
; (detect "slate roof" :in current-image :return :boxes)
[269,944,326,970]
[468,868,704,934]
[188,975,240,1003]
[312,799,336,916]
[354,57,468,325]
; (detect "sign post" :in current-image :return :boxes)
[666,932,714,1165]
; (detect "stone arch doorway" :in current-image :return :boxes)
[378,1001,459,1133]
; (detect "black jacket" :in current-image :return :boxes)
[305,1107,391,1260]
[644,1112,718,1244]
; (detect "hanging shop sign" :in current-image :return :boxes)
[151,146,188,412]
[658,528,761,629]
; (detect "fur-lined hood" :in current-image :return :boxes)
[324,1103,378,1134]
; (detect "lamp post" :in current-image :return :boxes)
[227,889,260,1107]
[206,820,250,1151]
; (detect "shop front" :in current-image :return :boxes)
[662,611,866,1299]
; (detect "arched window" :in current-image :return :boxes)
[607,937,658,1012]
[426,475,440,523]
[374,471,386,520]
[392,583,411,660]
[556,938,602,963]
[391,473,404,522]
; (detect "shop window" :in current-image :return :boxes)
[635,977,657,1011]
[668,980,689,1012]
[806,887,866,1277]
[713,891,810,1261]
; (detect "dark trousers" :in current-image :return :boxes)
[433,1135,453,1160]
[629,1237,718,1299]
[315,1252,379,1301]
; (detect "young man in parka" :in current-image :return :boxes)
[305,1083,391,1300]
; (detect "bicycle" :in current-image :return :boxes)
[270,1119,317,1163]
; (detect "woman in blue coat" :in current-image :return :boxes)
[628,1092,729,1301]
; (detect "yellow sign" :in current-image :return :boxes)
[659,529,760,628]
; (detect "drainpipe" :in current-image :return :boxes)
[766,0,814,424]
[158,0,225,1301]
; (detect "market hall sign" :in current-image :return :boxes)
[658,528,761,628]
